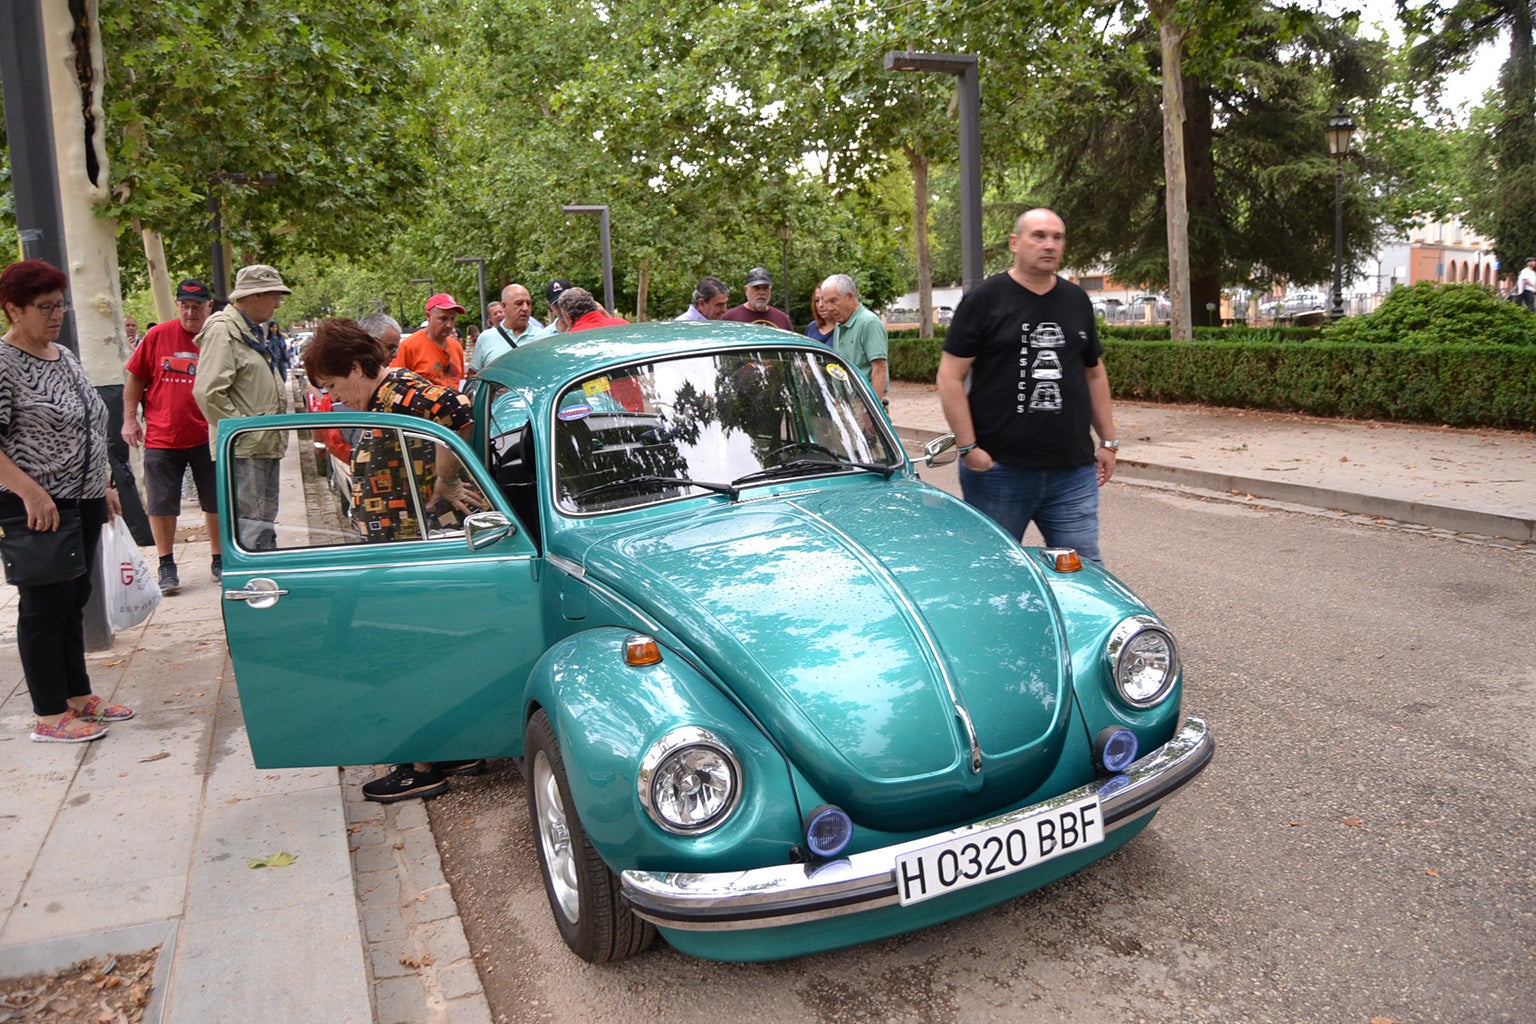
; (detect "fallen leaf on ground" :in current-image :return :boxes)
[138,752,170,763]
[1426,868,1440,877]
[1342,817,1363,827]
[248,851,298,869]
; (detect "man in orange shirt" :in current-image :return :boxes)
[390,293,465,387]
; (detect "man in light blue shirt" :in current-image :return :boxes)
[674,276,729,321]
[469,283,543,373]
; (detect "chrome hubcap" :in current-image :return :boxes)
[533,750,580,923]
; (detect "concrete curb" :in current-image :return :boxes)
[1115,459,1535,543]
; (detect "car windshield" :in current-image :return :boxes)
[553,347,901,514]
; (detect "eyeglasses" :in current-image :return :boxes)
[30,301,71,317]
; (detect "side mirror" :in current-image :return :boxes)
[464,510,515,551]
[922,433,958,467]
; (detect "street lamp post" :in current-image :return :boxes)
[778,220,791,319]
[883,51,983,295]
[1326,104,1355,320]
[206,172,278,302]
[562,205,614,314]
[454,256,488,327]
[408,277,434,324]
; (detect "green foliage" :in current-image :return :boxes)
[1101,324,1324,342]
[1322,282,1536,345]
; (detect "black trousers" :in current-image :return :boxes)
[0,493,109,716]
[96,384,154,546]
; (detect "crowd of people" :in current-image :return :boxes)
[1,207,1119,796]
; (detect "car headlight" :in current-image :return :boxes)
[1104,615,1180,708]
[638,727,742,835]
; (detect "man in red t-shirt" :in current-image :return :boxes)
[123,279,221,593]
[390,293,466,388]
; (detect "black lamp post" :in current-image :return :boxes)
[408,277,434,324]
[453,256,488,327]
[1326,104,1355,320]
[778,219,791,319]
[562,205,614,314]
[883,51,983,295]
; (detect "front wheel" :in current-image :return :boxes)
[524,710,656,963]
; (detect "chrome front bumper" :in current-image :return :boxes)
[621,715,1214,931]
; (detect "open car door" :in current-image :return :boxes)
[215,412,541,768]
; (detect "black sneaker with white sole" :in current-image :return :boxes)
[157,561,180,595]
[210,554,222,582]
[362,764,448,803]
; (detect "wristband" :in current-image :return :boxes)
[957,443,978,457]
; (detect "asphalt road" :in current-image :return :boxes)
[427,476,1536,1024]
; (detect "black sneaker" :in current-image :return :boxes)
[210,554,222,582]
[437,758,486,777]
[362,764,448,803]
[157,562,180,595]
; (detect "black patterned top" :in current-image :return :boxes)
[0,341,110,498]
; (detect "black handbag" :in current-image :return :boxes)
[0,358,95,587]
[0,508,87,586]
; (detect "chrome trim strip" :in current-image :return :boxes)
[221,554,535,577]
[621,716,1213,931]
[546,552,584,580]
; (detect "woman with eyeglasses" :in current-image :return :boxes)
[0,259,131,743]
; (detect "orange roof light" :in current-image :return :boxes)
[624,635,663,666]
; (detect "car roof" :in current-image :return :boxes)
[478,321,826,393]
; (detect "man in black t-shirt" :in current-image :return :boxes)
[936,208,1119,563]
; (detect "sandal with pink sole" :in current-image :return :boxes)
[78,695,135,722]
[31,709,108,743]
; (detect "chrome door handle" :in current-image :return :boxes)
[223,578,289,609]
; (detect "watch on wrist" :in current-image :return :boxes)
[1099,440,1119,451]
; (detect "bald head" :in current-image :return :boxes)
[1009,208,1066,283]
[501,283,533,332]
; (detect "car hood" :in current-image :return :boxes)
[571,480,1075,831]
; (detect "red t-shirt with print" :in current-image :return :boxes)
[124,320,210,449]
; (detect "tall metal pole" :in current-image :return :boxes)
[883,52,983,295]
[454,257,488,325]
[563,205,614,314]
[0,0,74,350]
[1331,156,1345,320]
[208,189,229,302]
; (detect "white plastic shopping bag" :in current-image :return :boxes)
[101,517,161,632]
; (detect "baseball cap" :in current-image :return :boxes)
[546,279,573,306]
[424,293,466,315]
[745,267,773,287]
[176,279,211,303]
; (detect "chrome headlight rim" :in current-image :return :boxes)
[1104,614,1180,709]
[637,726,742,836]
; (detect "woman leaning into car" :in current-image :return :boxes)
[0,259,132,743]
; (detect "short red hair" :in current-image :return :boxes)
[0,259,69,320]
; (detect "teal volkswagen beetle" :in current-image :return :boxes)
[215,322,1213,963]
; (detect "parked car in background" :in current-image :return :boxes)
[214,322,1214,964]
[1259,292,1326,318]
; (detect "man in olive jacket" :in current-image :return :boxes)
[192,264,291,550]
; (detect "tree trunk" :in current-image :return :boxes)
[135,220,175,321]
[1183,77,1222,327]
[45,0,127,383]
[911,148,933,341]
[1154,5,1193,341]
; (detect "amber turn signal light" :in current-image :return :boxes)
[624,635,663,665]
[1043,548,1083,572]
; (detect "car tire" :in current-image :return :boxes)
[524,709,656,963]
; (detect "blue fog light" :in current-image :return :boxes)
[804,805,853,859]
[1094,726,1139,774]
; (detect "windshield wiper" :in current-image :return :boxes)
[731,457,897,490]
[571,475,739,503]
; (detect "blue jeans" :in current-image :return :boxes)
[958,460,1102,564]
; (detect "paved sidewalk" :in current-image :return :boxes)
[888,381,1536,544]
[2,389,1530,1024]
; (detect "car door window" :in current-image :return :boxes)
[230,423,490,552]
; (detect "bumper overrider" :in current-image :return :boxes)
[622,715,1214,931]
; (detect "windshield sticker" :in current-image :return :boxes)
[827,364,850,383]
[583,376,613,398]
[558,403,592,421]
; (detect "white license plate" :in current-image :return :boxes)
[893,795,1104,906]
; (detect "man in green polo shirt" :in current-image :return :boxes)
[822,273,888,403]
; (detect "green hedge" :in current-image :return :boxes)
[888,335,1536,428]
